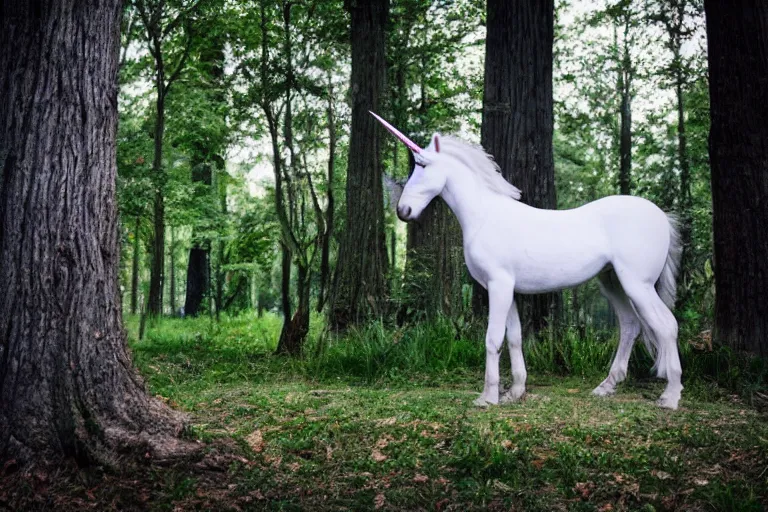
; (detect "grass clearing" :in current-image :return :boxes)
[3,313,766,511]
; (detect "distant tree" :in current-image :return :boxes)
[478,0,560,334]
[0,0,184,464]
[387,0,481,323]
[329,0,390,331]
[704,0,768,358]
[134,0,202,317]
[647,0,704,300]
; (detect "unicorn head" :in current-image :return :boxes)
[370,112,447,222]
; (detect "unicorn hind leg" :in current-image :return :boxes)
[592,270,642,397]
[615,275,683,410]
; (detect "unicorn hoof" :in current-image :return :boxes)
[656,395,680,410]
[473,395,498,407]
[591,384,616,397]
[500,387,525,404]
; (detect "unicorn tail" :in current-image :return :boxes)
[656,214,682,311]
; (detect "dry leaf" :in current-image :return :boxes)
[246,430,265,453]
[413,474,429,483]
[567,388,579,393]
[574,482,595,499]
[371,449,387,462]
[694,478,708,486]
[501,440,514,449]
[374,493,386,509]
[652,470,671,480]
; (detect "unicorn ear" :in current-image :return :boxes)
[427,133,441,153]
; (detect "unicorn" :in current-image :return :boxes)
[372,112,683,410]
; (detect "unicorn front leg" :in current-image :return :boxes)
[473,279,515,407]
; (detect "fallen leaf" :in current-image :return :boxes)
[246,430,265,453]
[567,388,579,393]
[376,417,397,427]
[694,478,708,486]
[652,470,671,480]
[413,474,429,483]
[531,458,545,470]
[287,462,300,472]
[598,504,613,512]
[371,449,387,462]
[374,493,386,509]
[501,440,514,449]
[574,482,595,499]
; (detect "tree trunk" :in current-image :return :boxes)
[214,173,226,322]
[131,216,141,315]
[676,74,692,302]
[148,71,166,317]
[184,245,209,316]
[169,226,176,315]
[0,0,185,465]
[403,199,464,321]
[704,0,768,358]
[618,24,632,196]
[317,74,336,313]
[478,0,560,335]
[330,0,390,331]
[277,263,310,356]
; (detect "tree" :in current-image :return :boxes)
[648,0,704,300]
[478,0,559,334]
[329,0,390,331]
[388,0,482,324]
[135,0,201,317]
[704,0,768,358]
[0,0,184,464]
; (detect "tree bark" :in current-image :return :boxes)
[0,0,186,465]
[478,0,560,335]
[330,0,390,331]
[704,0,768,358]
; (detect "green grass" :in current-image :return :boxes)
[5,313,766,511]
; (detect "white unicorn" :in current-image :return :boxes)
[372,112,684,410]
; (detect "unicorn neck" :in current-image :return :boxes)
[439,167,496,240]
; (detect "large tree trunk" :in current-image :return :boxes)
[478,0,560,335]
[0,0,185,465]
[330,0,390,331]
[704,0,768,358]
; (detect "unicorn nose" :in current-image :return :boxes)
[397,205,412,221]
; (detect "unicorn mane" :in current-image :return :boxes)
[436,136,522,200]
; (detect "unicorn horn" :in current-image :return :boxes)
[369,111,423,154]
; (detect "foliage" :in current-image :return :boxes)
[10,316,761,510]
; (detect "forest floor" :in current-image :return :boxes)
[2,315,767,511]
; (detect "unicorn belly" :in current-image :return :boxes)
[463,215,612,294]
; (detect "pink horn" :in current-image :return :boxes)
[369,111,423,154]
